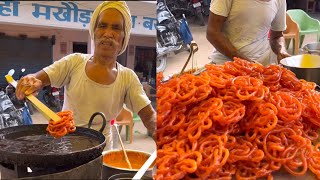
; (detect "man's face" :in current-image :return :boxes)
[94,9,125,58]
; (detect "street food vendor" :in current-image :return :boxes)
[15,1,156,139]
[207,0,290,65]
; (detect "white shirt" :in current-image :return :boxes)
[210,0,286,65]
[43,53,150,127]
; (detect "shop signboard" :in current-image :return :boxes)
[0,1,156,36]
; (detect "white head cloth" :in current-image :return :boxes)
[89,1,132,55]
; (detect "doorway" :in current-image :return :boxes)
[134,46,156,83]
[73,42,87,54]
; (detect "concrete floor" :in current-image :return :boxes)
[162,15,319,77]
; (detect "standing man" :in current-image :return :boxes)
[207,0,290,65]
[15,1,156,139]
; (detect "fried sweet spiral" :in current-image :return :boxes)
[46,110,76,138]
[156,57,320,180]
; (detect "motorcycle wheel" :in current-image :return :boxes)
[157,55,167,72]
[43,94,50,105]
[197,13,205,26]
[26,101,35,115]
[55,101,62,112]
[195,7,205,26]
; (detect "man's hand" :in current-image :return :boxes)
[269,30,291,64]
[16,75,42,100]
[277,51,291,64]
[138,104,156,141]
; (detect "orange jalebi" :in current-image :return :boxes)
[156,57,320,180]
[46,110,76,138]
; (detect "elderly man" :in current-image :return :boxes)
[15,1,156,139]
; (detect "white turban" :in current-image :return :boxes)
[89,1,132,55]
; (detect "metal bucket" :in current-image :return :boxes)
[280,54,320,85]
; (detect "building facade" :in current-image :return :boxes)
[0,1,156,86]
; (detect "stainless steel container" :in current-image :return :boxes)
[301,42,320,55]
[280,54,320,85]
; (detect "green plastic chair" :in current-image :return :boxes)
[287,9,320,47]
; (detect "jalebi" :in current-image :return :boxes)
[156,57,320,180]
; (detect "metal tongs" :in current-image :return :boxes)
[162,41,206,83]
[179,40,199,75]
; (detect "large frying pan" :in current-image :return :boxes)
[0,112,107,168]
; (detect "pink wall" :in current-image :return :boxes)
[0,24,156,70]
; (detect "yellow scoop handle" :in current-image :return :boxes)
[5,75,61,122]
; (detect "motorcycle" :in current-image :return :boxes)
[189,0,207,26]
[157,0,194,72]
[166,0,209,26]
[166,0,192,18]
[18,68,26,79]
[203,0,211,16]
[17,68,35,115]
[43,86,63,112]
[5,69,33,125]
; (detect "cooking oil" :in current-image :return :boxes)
[299,54,320,68]
[0,134,100,154]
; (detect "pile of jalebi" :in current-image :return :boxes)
[46,110,76,138]
[156,57,320,180]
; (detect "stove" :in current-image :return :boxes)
[0,155,102,179]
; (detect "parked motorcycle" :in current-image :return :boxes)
[18,68,26,79]
[157,0,194,72]
[5,69,33,125]
[166,0,209,26]
[203,0,211,16]
[190,0,205,26]
[17,68,35,115]
[166,0,192,18]
[43,86,63,112]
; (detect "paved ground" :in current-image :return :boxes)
[162,14,319,77]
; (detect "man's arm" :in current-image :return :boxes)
[269,30,291,63]
[206,12,250,61]
[35,70,51,87]
[138,104,156,140]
